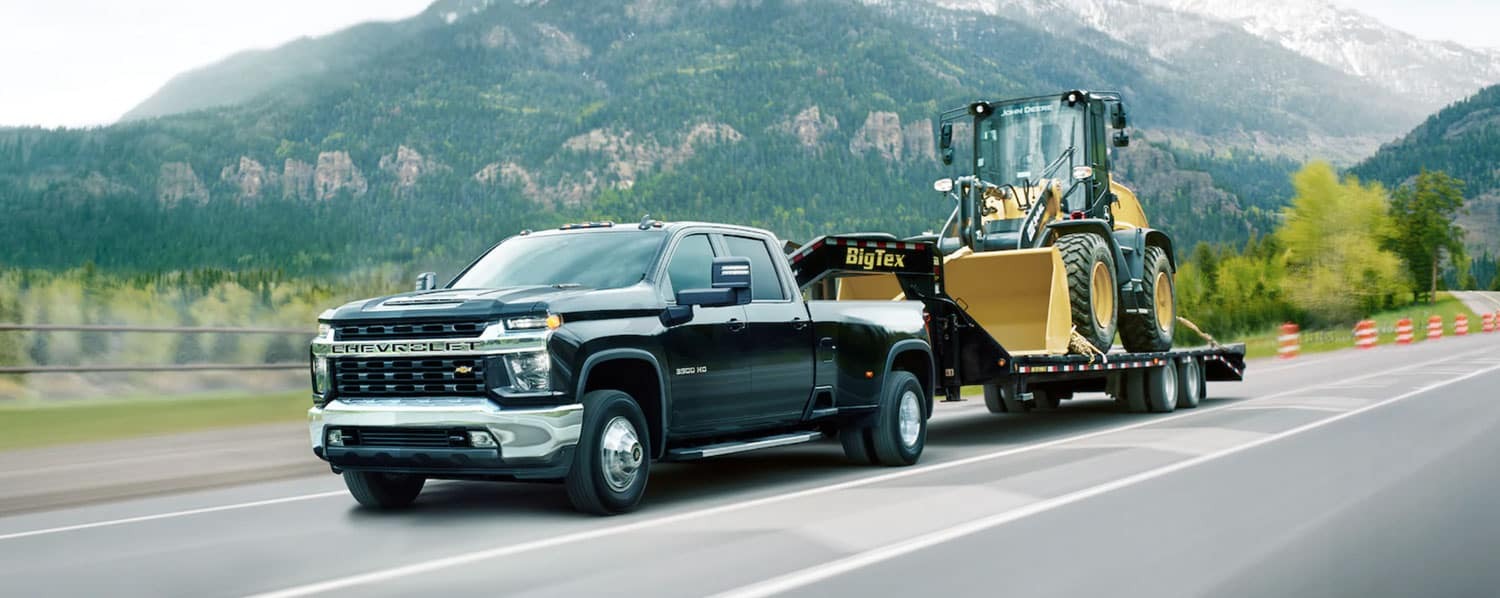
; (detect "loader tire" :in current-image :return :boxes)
[1121,245,1174,352]
[1057,234,1118,352]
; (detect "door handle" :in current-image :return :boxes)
[791,317,808,330]
[727,318,745,332]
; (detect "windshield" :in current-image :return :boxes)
[450,230,665,290]
[975,98,1083,191]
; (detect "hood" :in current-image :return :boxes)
[322,284,662,324]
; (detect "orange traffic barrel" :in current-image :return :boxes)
[1278,322,1300,359]
[1427,314,1444,340]
[1395,318,1415,345]
[1455,314,1469,336]
[1354,319,1378,349]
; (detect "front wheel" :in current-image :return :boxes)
[343,471,425,509]
[1057,234,1119,352]
[565,390,651,515]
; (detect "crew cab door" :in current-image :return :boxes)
[721,233,815,424]
[660,233,755,434]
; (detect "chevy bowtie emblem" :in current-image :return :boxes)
[454,365,474,375]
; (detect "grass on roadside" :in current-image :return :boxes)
[1238,292,1484,359]
[0,391,309,452]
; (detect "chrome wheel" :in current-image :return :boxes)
[599,416,643,492]
[898,389,922,448]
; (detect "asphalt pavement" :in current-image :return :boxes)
[2,332,1499,598]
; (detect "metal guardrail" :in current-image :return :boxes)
[0,323,312,375]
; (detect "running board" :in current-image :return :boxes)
[666,431,825,461]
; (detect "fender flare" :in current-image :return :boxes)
[884,339,936,417]
[1143,229,1176,269]
[577,348,671,459]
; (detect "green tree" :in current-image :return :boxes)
[1278,162,1407,324]
[1388,169,1467,302]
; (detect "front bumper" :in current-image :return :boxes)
[309,398,582,477]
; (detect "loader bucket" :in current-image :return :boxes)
[943,247,1072,355]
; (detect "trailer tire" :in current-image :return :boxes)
[983,383,1030,414]
[871,371,927,466]
[1176,357,1203,409]
[840,426,875,465]
[1031,389,1061,410]
[1145,363,1178,413]
[565,390,651,515]
[343,471,425,509]
[1057,233,1119,352]
[1121,246,1175,352]
[1117,370,1149,413]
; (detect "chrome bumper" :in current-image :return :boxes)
[308,398,583,464]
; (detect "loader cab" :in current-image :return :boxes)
[938,91,1128,237]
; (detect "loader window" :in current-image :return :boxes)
[975,99,1083,199]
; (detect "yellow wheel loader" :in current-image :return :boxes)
[840,90,1176,355]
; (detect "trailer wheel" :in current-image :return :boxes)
[1116,370,1149,413]
[1057,233,1119,352]
[1121,246,1175,352]
[982,383,1029,414]
[1031,389,1061,410]
[871,371,926,466]
[1175,357,1203,409]
[839,426,875,465]
[565,390,651,515]
[343,471,425,509]
[1145,362,1178,413]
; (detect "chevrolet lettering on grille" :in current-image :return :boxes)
[330,341,486,354]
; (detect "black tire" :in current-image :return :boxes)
[343,471,425,509]
[870,371,927,466]
[839,426,875,465]
[1175,357,1203,409]
[1116,370,1149,413]
[1031,388,1060,410]
[1056,234,1118,352]
[982,382,1029,414]
[1145,363,1178,413]
[565,390,651,515]
[1122,245,1175,352]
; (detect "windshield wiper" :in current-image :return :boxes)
[552,283,584,289]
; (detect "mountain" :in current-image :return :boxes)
[931,0,1500,123]
[1350,84,1500,255]
[0,0,1403,275]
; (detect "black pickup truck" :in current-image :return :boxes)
[308,220,936,514]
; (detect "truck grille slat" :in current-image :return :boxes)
[335,321,487,341]
[332,357,488,398]
[341,427,468,448]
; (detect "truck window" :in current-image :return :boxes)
[724,235,787,301]
[666,234,715,297]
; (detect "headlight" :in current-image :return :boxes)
[506,350,551,391]
[311,357,330,395]
[316,323,334,341]
[506,314,562,331]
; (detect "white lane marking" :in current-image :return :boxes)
[1251,349,1366,375]
[0,491,345,541]
[714,360,1500,598]
[1227,405,1349,413]
[243,348,1493,598]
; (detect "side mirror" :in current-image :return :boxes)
[939,122,954,165]
[674,257,753,310]
[1113,130,1130,147]
[414,271,437,291]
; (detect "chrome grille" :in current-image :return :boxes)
[335,321,486,341]
[333,357,487,398]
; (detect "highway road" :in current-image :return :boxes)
[3,332,1500,597]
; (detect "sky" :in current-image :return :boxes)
[0,0,432,128]
[0,0,1497,128]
